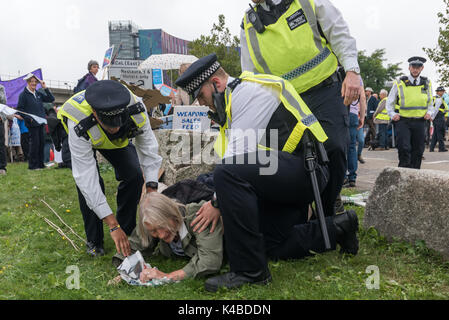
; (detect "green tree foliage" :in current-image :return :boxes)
[358,49,402,93]
[188,15,241,77]
[423,0,449,87]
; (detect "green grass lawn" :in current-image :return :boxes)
[1,162,449,300]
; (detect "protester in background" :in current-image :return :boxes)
[74,60,99,94]
[16,73,55,170]
[365,87,378,147]
[171,63,193,106]
[373,89,391,151]
[0,84,7,175]
[17,118,29,161]
[344,81,366,188]
[357,127,365,164]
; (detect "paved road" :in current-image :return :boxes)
[354,147,449,192]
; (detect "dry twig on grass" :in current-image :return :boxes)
[40,199,86,244]
[35,212,80,251]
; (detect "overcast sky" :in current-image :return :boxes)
[0,0,446,88]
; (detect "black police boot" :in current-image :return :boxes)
[204,269,272,292]
[86,241,105,258]
[334,210,359,255]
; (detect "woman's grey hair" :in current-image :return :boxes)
[137,192,185,247]
[380,89,388,96]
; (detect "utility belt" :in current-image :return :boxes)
[303,70,342,94]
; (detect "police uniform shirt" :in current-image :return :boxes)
[385,75,436,119]
[433,96,446,120]
[240,0,359,75]
[67,98,162,220]
[223,77,280,159]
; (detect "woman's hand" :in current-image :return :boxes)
[167,269,186,281]
[139,267,166,282]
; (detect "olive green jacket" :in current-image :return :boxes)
[118,201,224,279]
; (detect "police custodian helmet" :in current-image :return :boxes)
[85,80,131,128]
[175,53,221,103]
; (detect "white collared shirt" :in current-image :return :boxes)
[240,0,360,74]
[68,107,162,220]
[223,77,280,159]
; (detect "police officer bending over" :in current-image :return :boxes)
[176,54,359,292]
[58,80,162,257]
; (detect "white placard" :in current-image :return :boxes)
[109,59,153,89]
[172,106,211,132]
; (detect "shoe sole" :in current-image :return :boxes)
[204,276,272,293]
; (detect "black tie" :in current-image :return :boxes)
[414,79,417,86]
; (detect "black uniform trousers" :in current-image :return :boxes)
[0,119,6,170]
[430,113,447,152]
[77,143,144,247]
[300,80,349,217]
[28,125,45,170]
[395,117,425,169]
[213,150,337,274]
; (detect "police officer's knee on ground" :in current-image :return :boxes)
[175,54,360,292]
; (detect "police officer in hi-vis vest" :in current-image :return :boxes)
[175,54,359,292]
[240,0,363,217]
[430,86,449,153]
[58,80,162,257]
[386,57,437,169]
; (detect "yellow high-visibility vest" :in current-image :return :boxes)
[396,77,432,118]
[57,90,146,149]
[214,72,328,159]
[375,98,391,121]
[242,0,338,94]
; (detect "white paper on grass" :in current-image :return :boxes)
[0,103,47,125]
[117,250,175,287]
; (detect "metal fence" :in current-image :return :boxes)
[0,74,76,90]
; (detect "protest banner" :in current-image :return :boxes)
[0,69,43,107]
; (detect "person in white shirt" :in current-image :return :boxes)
[240,0,363,217]
[58,80,162,257]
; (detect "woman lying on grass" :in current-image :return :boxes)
[114,192,224,282]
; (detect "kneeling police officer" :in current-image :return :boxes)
[175,54,359,292]
[58,80,162,257]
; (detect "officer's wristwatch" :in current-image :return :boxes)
[211,192,219,209]
[146,181,159,190]
[346,67,361,75]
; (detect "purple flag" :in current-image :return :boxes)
[0,69,43,108]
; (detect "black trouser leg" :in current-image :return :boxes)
[77,163,106,247]
[28,125,45,169]
[395,119,412,168]
[433,116,446,151]
[301,82,349,217]
[214,151,329,274]
[0,120,6,170]
[20,132,29,161]
[98,144,144,236]
[410,119,425,169]
[61,135,72,167]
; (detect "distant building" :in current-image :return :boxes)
[108,20,190,61]
[108,21,141,60]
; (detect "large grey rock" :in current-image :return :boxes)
[365,167,449,258]
[154,130,219,186]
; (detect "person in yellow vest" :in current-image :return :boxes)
[386,57,437,169]
[57,80,162,257]
[429,86,449,152]
[373,89,391,151]
[175,54,359,292]
[240,0,363,218]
